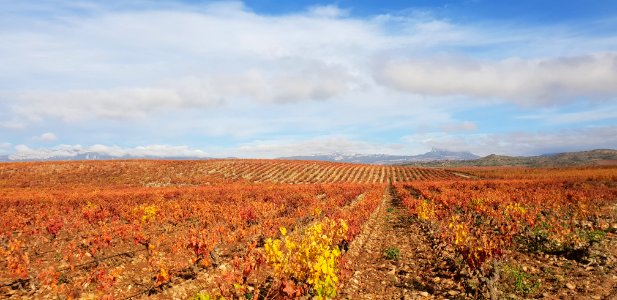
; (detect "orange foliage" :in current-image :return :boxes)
[0,160,392,298]
[395,172,617,271]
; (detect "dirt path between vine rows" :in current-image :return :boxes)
[338,186,465,299]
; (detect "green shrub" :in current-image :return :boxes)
[383,247,400,260]
[503,265,540,295]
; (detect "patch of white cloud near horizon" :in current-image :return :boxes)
[0,143,11,152]
[0,120,25,129]
[440,121,477,133]
[9,144,209,160]
[517,105,617,124]
[6,125,617,159]
[8,138,404,160]
[35,132,57,142]
[376,52,617,105]
[403,126,617,156]
[231,136,407,158]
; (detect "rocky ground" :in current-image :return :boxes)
[338,187,617,300]
[339,187,467,299]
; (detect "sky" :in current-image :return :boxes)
[1,0,617,159]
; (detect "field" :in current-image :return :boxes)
[1,160,617,299]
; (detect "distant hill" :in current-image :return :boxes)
[404,149,617,167]
[278,148,479,164]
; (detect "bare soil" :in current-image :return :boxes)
[338,186,617,300]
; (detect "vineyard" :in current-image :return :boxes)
[1,160,617,299]
[0,160,458,188]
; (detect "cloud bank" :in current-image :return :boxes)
[10,125,616,160]
[232,136,405,158]
[9,144,209,160]
[376,53,617,105]
[13,65,353,121]
[404,126,617,156]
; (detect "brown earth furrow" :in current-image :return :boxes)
[339,186,465,300]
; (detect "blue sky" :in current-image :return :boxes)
[1,0,616,159]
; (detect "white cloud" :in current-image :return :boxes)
[518,105,617,124]
[376,52,617,105]
[229,136,406,158]
[0,120,25,129]
[35,132,57,141]
[15,87,207,121]
[307,5,349,18]
[8,138,405,160]
[9,144,209,160]
[10,66,352,122]
[403,126,617,156]
[0,142,11,154]
[6,124,617,160]
[440,121,477,133]
[0,1,477,124]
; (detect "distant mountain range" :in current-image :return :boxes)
[403,149,617,167]
[0,152,211,162]
[2,148,616,167]
[0,148,478,164]
[279,148,480,164]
